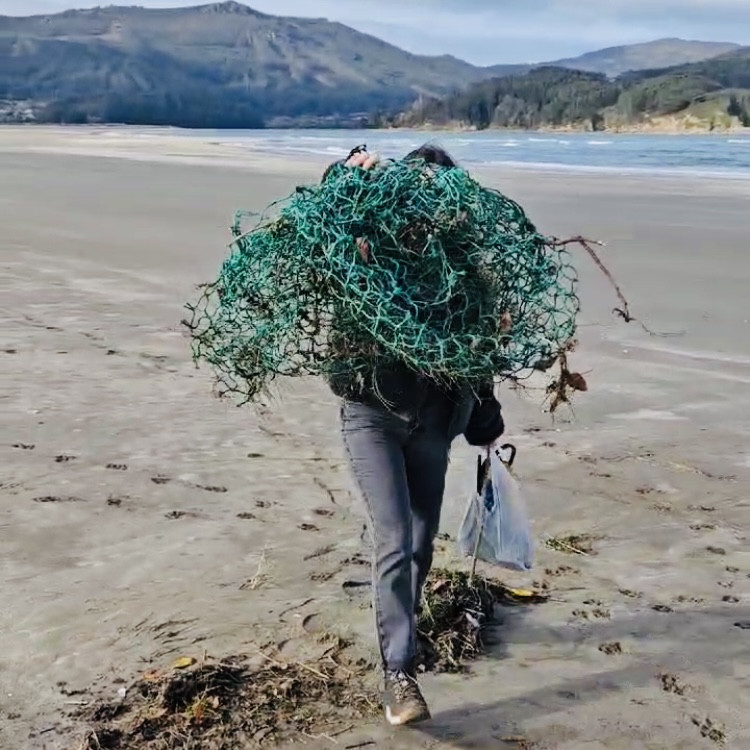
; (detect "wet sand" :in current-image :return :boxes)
[1,127,749,750]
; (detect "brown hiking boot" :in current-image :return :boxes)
[383,670,431,726]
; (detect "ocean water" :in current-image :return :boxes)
[187,128,750,178]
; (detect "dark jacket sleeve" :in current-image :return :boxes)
[463,383,505,447]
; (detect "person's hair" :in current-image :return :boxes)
[404,144,457,168]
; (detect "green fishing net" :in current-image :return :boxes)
[185,158,580,403]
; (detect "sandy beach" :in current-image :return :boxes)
[1,127,749,750]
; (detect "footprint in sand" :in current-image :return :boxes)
[301,613,325,634]
[573,606,610,620]
[690,522,717,531]
[546,566,581,577]
[598,642,623,655]
[692,716,726,745]
[106,463,128,471]
[12,443,35,450]
[342,555,369,567]
[674,595,705,604]
[34,495,84,504]
[659,673,688,695]
[636,486,657,496]
[619,588,642,599]
[310,570,337,582]
[165,510,199,520]
[151,475,172,485]
[304,544,337,562]
[706,546,727,556]
[195,484,228,493]
[343,579,371,594]
[55,455,77,463]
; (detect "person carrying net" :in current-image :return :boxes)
[324,145,506,726]
[188,138,582,727]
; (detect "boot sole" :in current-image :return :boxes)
[385,705,432,726]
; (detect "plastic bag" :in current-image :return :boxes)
[457,447,534,572]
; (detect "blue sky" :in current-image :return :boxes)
[2,0,750,65]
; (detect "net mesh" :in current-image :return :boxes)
[185,159,580,403]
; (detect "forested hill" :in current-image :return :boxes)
[398,49,750,132]
[0,1,515,128]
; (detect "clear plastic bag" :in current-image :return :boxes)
[457,448,534,572]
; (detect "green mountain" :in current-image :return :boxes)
[0,1,509,127]
[0,2,743,128]
[399,48,750,132]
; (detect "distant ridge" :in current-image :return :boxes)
[0,3,743,127]
[550,38,740,78]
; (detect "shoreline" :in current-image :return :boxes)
[2,125,750,185]
[382,123,750,136]
[5,121,750,136]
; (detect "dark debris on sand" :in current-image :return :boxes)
[417,568,547,673]
[73,641,378,750]
[72,570,546,747]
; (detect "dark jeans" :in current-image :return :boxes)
[340,396,453,672]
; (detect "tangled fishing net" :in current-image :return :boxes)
[185,157,580,403]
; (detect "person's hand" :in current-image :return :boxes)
[345,150,380,170]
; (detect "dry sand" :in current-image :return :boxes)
[1,127,749,750]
